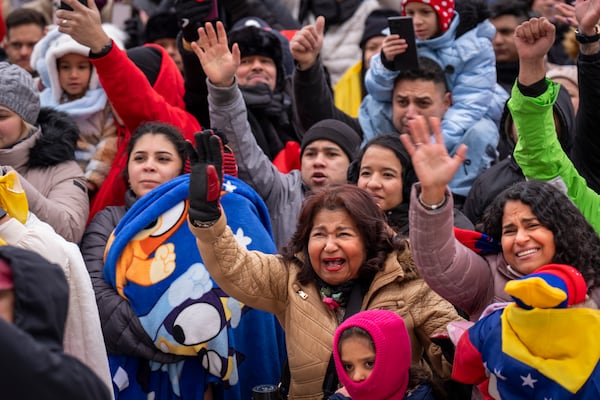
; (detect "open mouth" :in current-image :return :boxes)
[323,258,345,271]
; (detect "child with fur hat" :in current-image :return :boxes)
[360,0,508,198]
[31,25,126,195]
[330,310,438,400]
[452,264,600,399]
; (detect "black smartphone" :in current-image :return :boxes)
[387,16,419,71]
[58,0,88,11]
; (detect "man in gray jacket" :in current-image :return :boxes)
[192,21,361,249]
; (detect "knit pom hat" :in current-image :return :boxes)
[333,310,411,400]
[0,62,40,125]
[505,264,587,309]
[360,9,401,49]
[300,119,361,162]
[401,0,455,32]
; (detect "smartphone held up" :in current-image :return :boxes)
[58,0,88,11]
[387,16,419,71]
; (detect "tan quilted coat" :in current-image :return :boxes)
[191,215,463,399]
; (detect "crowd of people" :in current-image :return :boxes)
[0,0,599,398]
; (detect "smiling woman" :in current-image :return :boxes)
[404,115,600,321]
[188,131,466,399]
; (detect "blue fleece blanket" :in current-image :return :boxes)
[104,174,286,400]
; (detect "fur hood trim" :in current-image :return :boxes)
[28,107,78,168]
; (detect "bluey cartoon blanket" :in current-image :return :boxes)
[103,174,286,399]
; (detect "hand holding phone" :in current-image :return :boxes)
[387,16,419,71]
[58,0,88,11]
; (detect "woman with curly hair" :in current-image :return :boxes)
[403,115,600,322]
[187,131,464,400]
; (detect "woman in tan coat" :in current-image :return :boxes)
[187,131,464,399]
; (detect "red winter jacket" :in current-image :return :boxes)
[88,43,200,222]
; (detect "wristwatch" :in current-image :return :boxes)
[575,25,600,44]
[0,207,8,221]
[89,40,113,59]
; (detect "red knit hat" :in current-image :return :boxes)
[401,0,455,32]
[333,310,411,400]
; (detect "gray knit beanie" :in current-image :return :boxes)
[0,62,40,125]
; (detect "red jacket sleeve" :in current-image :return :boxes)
[90,42,200,142]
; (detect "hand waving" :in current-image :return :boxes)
[400,116,467,204]
[187,130,224,227]
[191,21,240,87]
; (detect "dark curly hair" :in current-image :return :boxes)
[481,180,600,291]
[281,184,406,285]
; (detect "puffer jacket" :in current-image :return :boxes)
[0,107,88,243]
[360,11,508,149]
[409,184,600,320]
[191,214,463,399]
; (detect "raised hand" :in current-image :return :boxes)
[400,116,467,204]
[187,130,224,226]
[191,21,240,87]
[289,16,325,70]
[514,17,555,85]
[56,0,111,53]
[514,17,556,63]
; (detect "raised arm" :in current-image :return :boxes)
[570,0,600,192]
[290,17,362,134]
[510,17,600,234]
[403,117,497,317]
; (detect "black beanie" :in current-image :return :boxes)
[360,9,401,49]
[301,119,362,161]
[145,12,179,43]
[127,46,162,87]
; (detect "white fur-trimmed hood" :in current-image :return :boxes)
[31,24,127,103]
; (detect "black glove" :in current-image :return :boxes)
[174,0,216,42]
[188,130,224,226]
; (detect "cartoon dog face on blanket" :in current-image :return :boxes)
[113,199,249,387]
[140,263,248,385]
